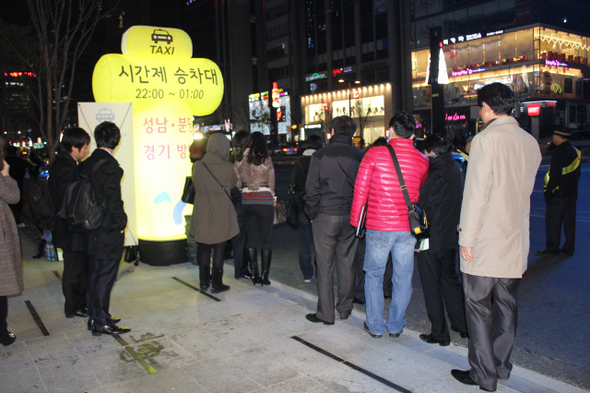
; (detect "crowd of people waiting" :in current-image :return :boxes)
[1,82,566,392]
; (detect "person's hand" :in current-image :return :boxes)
[1,160,9,177]
[460,246,474,262]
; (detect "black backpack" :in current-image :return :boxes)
[58,158,108,232]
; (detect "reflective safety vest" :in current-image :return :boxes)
[544,148,581,194]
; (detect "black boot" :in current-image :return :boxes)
[199,267,211,291]
[261,249,272,286]
[248,248,261,285]
[197,243,212,291]
[211,269,230,293]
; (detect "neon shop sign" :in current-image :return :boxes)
[451,67,486,77]
[445,113,467,121]
[545,59,568,67]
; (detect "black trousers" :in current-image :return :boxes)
[62,250,88,315]
[545,197,577,254]
[243,204,274,250]
[417,248,466,341]
[0,296,8,337]
[198,242,227,273]
[311,214,358,322]
[232,200,249,278]
[463,274,518,392]
[87,257,119,326]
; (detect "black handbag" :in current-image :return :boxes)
[386,145,429,240]
[286,184,298,228]
[181,176,195,204]
[123,230,139,266]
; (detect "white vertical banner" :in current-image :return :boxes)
[77,102,137,246]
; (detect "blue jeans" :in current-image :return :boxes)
[364,229,416,335]
[298,210,314,279]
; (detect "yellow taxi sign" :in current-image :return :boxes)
[122,26,192,58]
[92,54,224,116]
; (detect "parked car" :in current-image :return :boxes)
[269,145,299,156]
[569,130,590,149]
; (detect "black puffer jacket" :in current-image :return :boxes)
[304,134,364,220]
[418,151,464,250]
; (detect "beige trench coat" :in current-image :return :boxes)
[458,116,541,278]
[0,174,23,296]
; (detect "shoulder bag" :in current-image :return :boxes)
[181,176,195,204]
[386,145,429,240]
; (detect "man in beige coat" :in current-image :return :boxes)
[451,83,541,392]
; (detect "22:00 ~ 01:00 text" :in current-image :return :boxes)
[135,88,205,100]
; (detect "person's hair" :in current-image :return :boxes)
[305,134,323,150]
[371,137,388,147]
[237,131,269,165]
[0,138,5,171]
[423,134,452,155]
[61,127,90,153]
[6,145,18,156]
[189,138,207,162]
[233,130,250,151]
[94,121,121,149]
[389,112,416,138]
[332,116,357,136]
[477,82,516,116]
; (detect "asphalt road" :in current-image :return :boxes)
[269,157,590,390]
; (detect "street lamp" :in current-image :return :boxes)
[338,78,361,117]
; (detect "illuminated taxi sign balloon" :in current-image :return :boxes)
[121,26,192,58]
[93,25,224,116]
[93,55,223,115]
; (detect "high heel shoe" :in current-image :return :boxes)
[248,248,261,286]
[260,249,272,287]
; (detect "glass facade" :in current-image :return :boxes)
[412,26,590,139]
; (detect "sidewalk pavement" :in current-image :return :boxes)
[1,236,587,393]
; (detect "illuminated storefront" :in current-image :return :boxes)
[301,83,393,148]
[412,25,590,140]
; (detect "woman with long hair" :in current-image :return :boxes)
[190,133,238,293]
[0,138,24,346]
[234,132,275,286]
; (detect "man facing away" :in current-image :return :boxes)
[350,112,428,338]
[49,127,90,319]
[83,121,130,336]
[290,134,323,282]
[451,83,541,392]
[538,127,581,256]
[304,116,364,325]
[417,134,467,347]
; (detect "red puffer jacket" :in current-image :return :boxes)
[350,138,428,231]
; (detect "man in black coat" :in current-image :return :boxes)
[539,128,582,256]
[304,116,364,325]
[417,134,467,346]
[290,134,323,281]
[82,122,130,336]
[49,128,91,319]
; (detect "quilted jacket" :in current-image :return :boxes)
[350,138,428,232]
